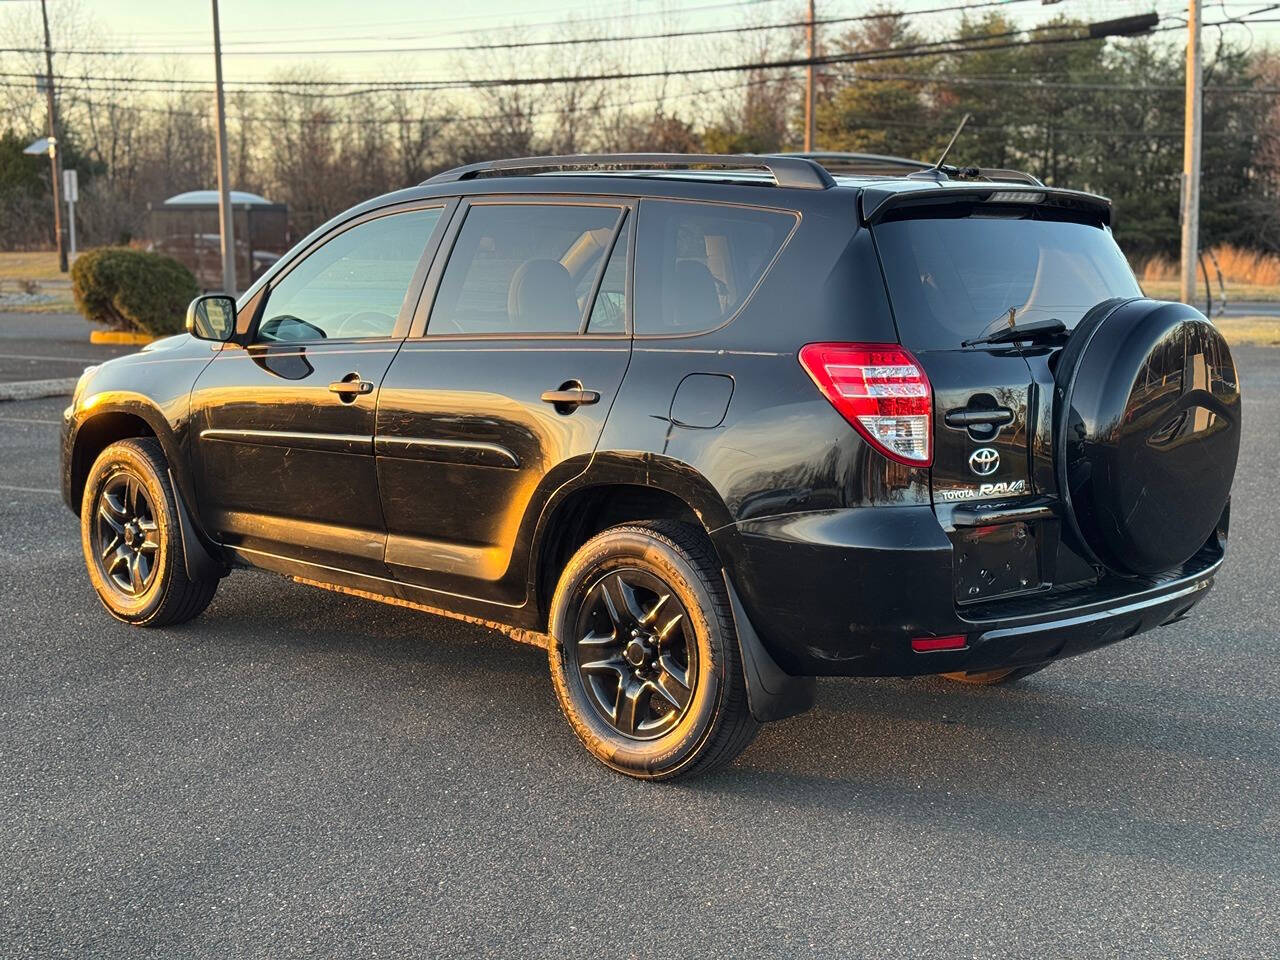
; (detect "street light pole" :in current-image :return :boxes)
[1179,0,1202,305]
[211,0,237,295]
[39,0,66,273]
[804,0,817,152]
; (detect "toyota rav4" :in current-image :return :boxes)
[61,153,1241,779]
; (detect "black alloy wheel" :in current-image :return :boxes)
[80,437,220,627]
[93,473,160,597]
[547,521,758,780]
[572,568,697,740]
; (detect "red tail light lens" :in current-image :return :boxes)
[798,342,933,466]
[911,634,968,652]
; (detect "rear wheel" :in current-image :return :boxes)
[940,664,1048,686]
[548,521,757,780]
[80,438,219,627]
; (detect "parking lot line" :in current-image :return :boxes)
[0,483,58,494]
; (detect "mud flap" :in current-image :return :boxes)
[722,572,816,723]
[168,468,228,582]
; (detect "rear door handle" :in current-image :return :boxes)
[329,376,375,397]
[945,407,1014,428]
[541,388,600,406]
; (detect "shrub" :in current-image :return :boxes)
[71,247,199,335]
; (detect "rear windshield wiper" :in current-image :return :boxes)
[962,315,1068,348]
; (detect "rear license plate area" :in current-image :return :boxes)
[954,521,1041,603]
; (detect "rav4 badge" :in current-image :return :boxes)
[938,480,1028,502]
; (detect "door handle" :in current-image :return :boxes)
[541,387,600,406]
[944,406,1014,428]
[329,376,374,398]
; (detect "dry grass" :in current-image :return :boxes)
[1137,245,1280,301]
[0,250,65,282]
[1213,316,1280,348]
[0,250,75,313]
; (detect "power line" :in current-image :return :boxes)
[99,0,798,43]
[849,70,1280,94]
[0,22,1107,98]
[15,75,778,126]
[1,0,1039,58]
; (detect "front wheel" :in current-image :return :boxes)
[548,521,757,780]
[80,437,219,627]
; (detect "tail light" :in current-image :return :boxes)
[798,342,933,466]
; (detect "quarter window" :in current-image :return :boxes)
[633,199,796,335]
[429,203,623,336]
[258,207,442,342]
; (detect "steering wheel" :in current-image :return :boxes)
[331,310,396,338]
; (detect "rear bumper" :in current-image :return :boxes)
[714,505,1224,677]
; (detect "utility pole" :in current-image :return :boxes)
[39,0,66,273]
[1179,0,1202,305]
[804,0,816,152]
[211,0,237,295]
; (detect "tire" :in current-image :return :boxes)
[548,520,758,780]
[940,664,1049,686]
[80,437,219,627]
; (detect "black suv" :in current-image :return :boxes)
[61,153,1241,780]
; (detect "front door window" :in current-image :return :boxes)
[259,207,443,342]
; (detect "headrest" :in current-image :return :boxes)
[507,258,579,332]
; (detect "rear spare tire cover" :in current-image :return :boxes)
[1054,298,1240,577]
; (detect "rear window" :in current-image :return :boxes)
[634,199,796,336]
[873,207,1141,351]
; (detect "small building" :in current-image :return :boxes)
[147,190,289,293]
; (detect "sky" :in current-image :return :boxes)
[41,0,1280,88]
[0,0,1275,137]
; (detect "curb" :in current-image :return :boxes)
[89,330,153,346]
[0,378,77,402]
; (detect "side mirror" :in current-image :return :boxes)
[186,294,237,342]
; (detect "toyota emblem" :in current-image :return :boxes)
[969,447,1000,476]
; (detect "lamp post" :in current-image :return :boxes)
[211,0,237,295]
[38,0,66,272]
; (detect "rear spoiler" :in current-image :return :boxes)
[859,184,1112,227]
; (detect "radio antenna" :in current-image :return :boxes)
[932,113,972,171]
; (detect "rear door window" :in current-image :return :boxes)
[633,199,797,336]
[428,202,624,336]
[872,206,1142,351]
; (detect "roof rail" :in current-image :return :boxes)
[423,153,836,191]
[775,151,933,175]
[974,167,1045,187]
[778,151,1043,187]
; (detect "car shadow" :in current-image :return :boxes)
[196,572,1279,876]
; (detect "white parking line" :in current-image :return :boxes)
[0,417,60,424]
[0,484,58,495]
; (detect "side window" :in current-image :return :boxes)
[429,203,622,336]
[257,207,442,342]
[586,215,629,334]
[633,199,797,336]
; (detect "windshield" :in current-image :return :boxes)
[873,207,1141,351]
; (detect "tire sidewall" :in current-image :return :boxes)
[549,527,729,779]
[80,441,177,624]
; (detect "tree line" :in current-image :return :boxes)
[1,7,1277,262]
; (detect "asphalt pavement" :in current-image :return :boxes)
[0,347,1276,958]
[1221,300,1280,318]
[0,312,132,385]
